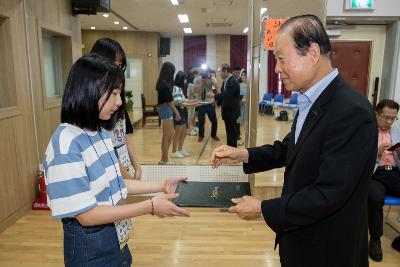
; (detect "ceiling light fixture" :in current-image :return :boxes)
[123,26,128,30]
[103,13,109,18]
[243,27,248,33]
[183,27,192,34]
[178,14,189,23]
[171,0,179,5]
[114,21,119,25]
[90,26,96,30]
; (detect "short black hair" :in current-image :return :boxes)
[233,65,242,71]
[174,71,185,89]
[376,99,400,113]
[278,14,331,57]
[220,63,231,73]
[61,53,125,131]
[90,38,127,71]
[156,62,175,91]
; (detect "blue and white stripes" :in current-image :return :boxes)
[43,123,127,219]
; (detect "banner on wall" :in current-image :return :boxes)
[264,18,287,50]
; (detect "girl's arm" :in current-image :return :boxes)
[76,193,190,226]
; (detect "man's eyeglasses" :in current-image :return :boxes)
[378,113,398,122]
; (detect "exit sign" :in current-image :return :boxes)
[345,0,374,10]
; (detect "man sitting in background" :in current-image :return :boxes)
[368,99,400,261]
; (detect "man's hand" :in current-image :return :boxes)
[228,196,261,220]
[163,176,188,194]
[210,145,249,168]
[378,143,391,156]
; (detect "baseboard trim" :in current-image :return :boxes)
[0,202,32,233]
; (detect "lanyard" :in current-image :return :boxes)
[84,129,123,205]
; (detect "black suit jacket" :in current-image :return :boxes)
[244,75,377,267]
[221,76,240,121]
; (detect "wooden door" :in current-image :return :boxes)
[331,41,371,96]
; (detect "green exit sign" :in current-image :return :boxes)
[345,0,374,10]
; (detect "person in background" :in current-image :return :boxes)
[211,14,377,267]
[237,70,249,146]
[232,65,242,79]
[157,62,181,165]
[368,99,400,262]
[171,71,199,158]
[43,54,190,267]
[218,63,241,147]
[193,67,220,142]
[186,71,199,136]
[90,38,142,180]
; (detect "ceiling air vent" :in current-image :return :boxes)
[206,22,233,27]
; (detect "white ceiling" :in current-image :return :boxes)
[79,0,249,35]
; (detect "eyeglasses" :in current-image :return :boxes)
[378,113,398,122]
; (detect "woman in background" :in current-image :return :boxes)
[237,70,248,146]
[171,71,199,158]
[90,38,142,180]
[157,62,181,164]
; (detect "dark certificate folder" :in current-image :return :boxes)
[173,181,251,208]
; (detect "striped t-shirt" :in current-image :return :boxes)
[43,123,128,219]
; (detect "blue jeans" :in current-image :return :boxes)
[159,103,173,120]
[198,104,217,137]
[63,218,132,267]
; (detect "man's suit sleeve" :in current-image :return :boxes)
[261,106,377,233]
[243,133,290,174]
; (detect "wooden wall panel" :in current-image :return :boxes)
[215,34,230,85]
[0,0,82,232]
[82,31,160,105]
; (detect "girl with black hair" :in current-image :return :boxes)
[157,62,181,164]
[43,54,189,267]
[171,71,199,158]
[90,38,142,180]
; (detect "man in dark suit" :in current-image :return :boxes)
[211,14,377,267]
[218,64,241,147]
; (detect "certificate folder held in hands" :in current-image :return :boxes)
[173,181,251,208]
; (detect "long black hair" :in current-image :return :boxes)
[90,38,127,71]
[156,62,175,91]
[174,71,185,89]
[61,53,125,131]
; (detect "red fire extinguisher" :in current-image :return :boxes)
[32,169,50,210]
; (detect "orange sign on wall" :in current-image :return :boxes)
[264,18,287,50]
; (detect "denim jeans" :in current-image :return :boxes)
[197,104,217,137]
[63,218,132,267]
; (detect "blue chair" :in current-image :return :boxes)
[258,92,273,114]
[282,93,299,109]
[385,196,400,219]
[272,94,284,107]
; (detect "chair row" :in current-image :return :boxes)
[258,92,299,114]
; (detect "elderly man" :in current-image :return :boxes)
[211,14,377,267]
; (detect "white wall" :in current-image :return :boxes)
[327,0,400,17]
[331,25,387,101]
[162,36,184,72]
[206,35,217,71]
[259,48,268,101]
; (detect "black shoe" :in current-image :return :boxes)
[392,236,400,252]
[369,239,383,262]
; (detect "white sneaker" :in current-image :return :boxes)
[172,151,185,158]
[159,160,175,165]
[179,150,190,157]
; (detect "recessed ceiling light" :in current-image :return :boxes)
[178,14,189,23]
[114,21,119,25]
[103,13,109,18]
[243,27,249,33]
[171,0,179,5]
[123,26,128,30]
[90,26,96,30]
[183,28,192,34]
